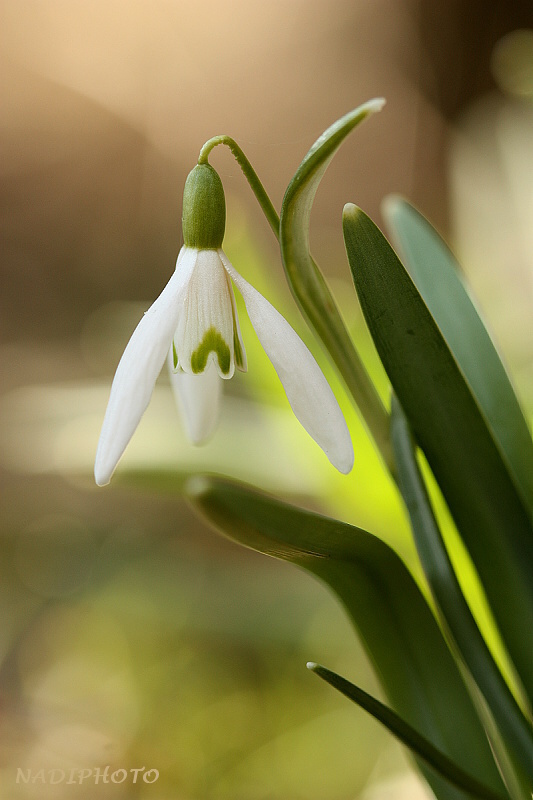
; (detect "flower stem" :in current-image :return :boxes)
[198,136,280,239]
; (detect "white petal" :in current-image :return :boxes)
[167,356,222,444]
[174,249,235,379]
[220,252,354,474]
[94,247,197,485]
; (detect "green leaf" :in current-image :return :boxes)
[343,204,533,702]
[307,663,507,800]
[391,396,533,787]
[279,101,393,472]
[383,197,533,517]
[463,678,533,800]
[187,475,504,800]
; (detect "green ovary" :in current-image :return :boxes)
[190,327,231,375]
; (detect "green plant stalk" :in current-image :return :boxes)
[287,249,394,473]
[390,396,533,789]
[279,103,394,473]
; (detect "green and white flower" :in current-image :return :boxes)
[94,165,353,486]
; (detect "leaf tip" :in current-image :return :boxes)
[380,193,406,224]
[367,97,386,113]
[342,203,363,224]
[184,474,212,502]
[306,661,319,671]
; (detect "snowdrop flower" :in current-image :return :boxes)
[94,164,353,485]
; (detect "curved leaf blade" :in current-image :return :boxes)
[307,663,507,800]
[279,101,393,471]
[187,475,504,800]
[343,204,533,700]
[383,196,533,516]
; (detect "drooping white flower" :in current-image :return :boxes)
[94,164,353,486]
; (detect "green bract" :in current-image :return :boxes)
[182,163,226,248]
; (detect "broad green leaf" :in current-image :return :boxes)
[187,475,504,800]
[343,205,533,702]
[307,663,507,800]
[391,396,533,787]
[279,101,393,471]
[383,197,533,516]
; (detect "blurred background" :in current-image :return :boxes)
[1,1,532,797]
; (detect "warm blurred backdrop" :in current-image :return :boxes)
[1,1,532,798]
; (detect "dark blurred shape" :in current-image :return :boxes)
[491,28,533,98]
[416,0,533,117]
[398,0,533,224]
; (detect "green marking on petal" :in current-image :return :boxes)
[191,326,231,375]
[230,298,246,372]
[233,329,245,371]
[172,341,178,370]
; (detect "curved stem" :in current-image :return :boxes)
[198,136,280,238]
